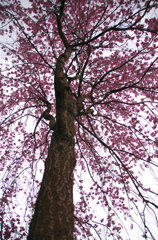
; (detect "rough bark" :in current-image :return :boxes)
[27,46,76,240]
[27,135,76,240]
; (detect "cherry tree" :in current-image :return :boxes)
[0,0,158,239]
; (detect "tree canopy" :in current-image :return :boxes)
[0,0,158,239]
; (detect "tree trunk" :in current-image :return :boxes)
[27,133,76,240]
[28,46,76,239]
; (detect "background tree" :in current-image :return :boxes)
[0,0,158,239]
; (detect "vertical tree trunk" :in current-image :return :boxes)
[27,133,76,240]
[28,46,76,239]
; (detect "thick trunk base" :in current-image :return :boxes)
[27,134,76,240]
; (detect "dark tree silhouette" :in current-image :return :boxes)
[0,0,158,239]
